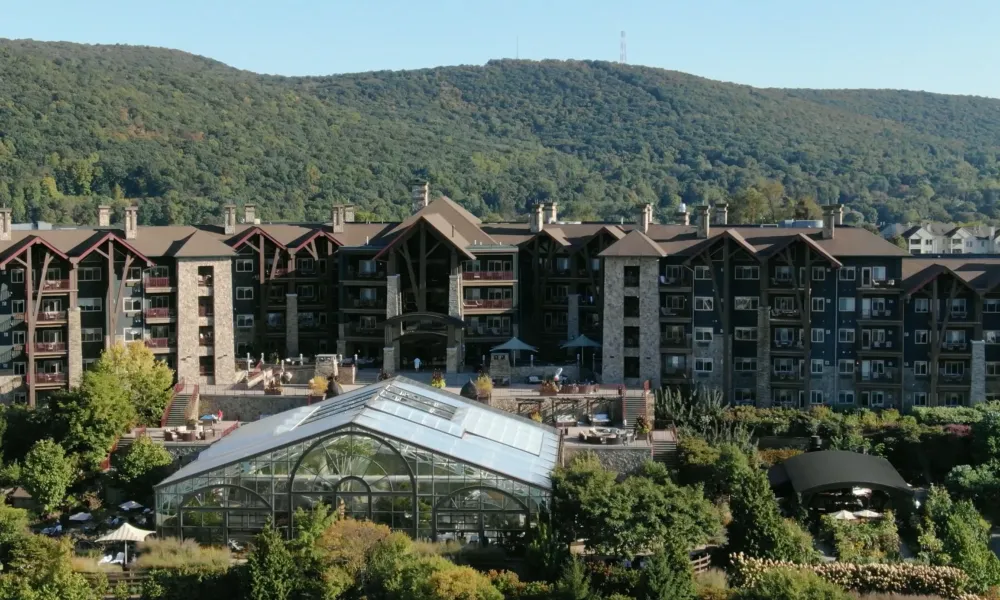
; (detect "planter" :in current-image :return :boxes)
[562,384,580,394]
[265,389,283,396]
[476,394,491,405]
[539,390,559,397]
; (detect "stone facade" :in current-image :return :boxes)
[177,259,236,385]
[756,307,771,406]
[601,257,626,383]
[383,346,396,376]
[446,346,458,374]
[638,259,661,386]
[448,274,462,372]
[601,257,661,385]
[285,294,299,357]
[384,275,401,373]
[567,294,580,340]
[67,307,83,387]
[199,394,311,422]
[972,340,986,403]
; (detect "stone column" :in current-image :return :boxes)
[175,261,201,384]
[446,346,458,374]
[638,259,661,387]
[972,339,986,404]
[385,275,401,374]
[211,259,236,385]
[601,257,625,384]
[383,346,396,376]
[285,293,299,357]
[447,274,462,373]
[756,306,771,407]
[566,294,580,341]
[67,308,83,387]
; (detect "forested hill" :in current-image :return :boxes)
[4,38,1000,227]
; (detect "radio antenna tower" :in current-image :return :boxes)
[620,31,627,64]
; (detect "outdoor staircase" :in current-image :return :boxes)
[164,391,192,427]
[651,430,678,468]
[622,393,648,426]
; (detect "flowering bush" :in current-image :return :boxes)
[819,511,900,563]
[757,448,803,467]
[430,370,446,389]
[730,554,969,599]
[539,380,559,394]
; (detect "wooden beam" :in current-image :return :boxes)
[400,242,421,312]
[11,256,27,269]
[258,232,267,355]
[418,223,427,311]
[305,239,319,261]
[113,255,135,316]
[25,244,34,408]
[31,253,53,321]
[105,239,114,349]
[268,247,280,281]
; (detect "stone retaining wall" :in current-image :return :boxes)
[199,394,312,422]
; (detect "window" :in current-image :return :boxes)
[811,359,824,374]
[839,267,856,281]
[13,362,25,376]
[735,358,757,372]
[773,358,794,375]
[81,328,102,343]
[838,328,856,343]
[836,297,856,313]
[945,393,962,407]
[11,300,24,315]
[269,286,285,301]
[773,296,795,311]
[126,266,142,281]
[839,359,855,375]
[735,296,759,311]
[774,266,792,282]
[838,391,855,405]
[914,361,928,376]
[123,298,142,313]
[734,327,757,341]
[236,287,254,300]
[735,266,759,280]
[694,265,710,280]
[661,265,681,282]
[694,327,713,343]
[236,314,254,328]
[123,328,142,342]
[944,361,965,376]
[987,362,1000,376]
[297,285,315,299]
[915,330,929,344]
[811,328,825,343]
[79,298,102,312]
[870,391,885,407]
[812,266,826,281]
[297,257,314,272]
[986,299,1000,313]
[10,270,23,284]
[236,259,254,273]
[45,268,61,282]
[83,359,96,371]
[914,298,929,313]
[695,297,714,311]
[812,297,825,312]
[78,267,101,282]
[694,358,713,373]
[359,260,377,275]
[12,331,24,346]
[913,392,928,407]
[733,389,755,404]
[810,390,824,404]
[662,295,684,311]
[987,331,1000,344]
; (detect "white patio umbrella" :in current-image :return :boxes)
[68,512,92,522]
[853,509,882,519]
[829,510,857,521]
[119,500,143,512]
[96,523,155,565]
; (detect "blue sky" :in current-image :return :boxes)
[5,0,1000,97]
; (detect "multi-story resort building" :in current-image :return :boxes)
[1,183,999,410]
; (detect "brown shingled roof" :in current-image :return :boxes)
[599,230,667,257]
[902,257,1000,295]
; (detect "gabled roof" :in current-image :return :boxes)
[761,233,843,268]
[375,213,477,260]
[682,229,760,263]
[902,258,1000,296]
[599,229,667,258]
[156,377,560,490]
[0,235,70,268]
[70,231,154,266]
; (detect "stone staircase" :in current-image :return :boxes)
[164,392,192,427]
[622,393,649,426]
[651,429,678,468]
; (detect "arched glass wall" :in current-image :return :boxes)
[156,426,550,544]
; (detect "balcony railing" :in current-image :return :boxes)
[544,296,568,305]
[861,309,893,319]
[28,373,67,385]
[345,269,386,280]
[145,338,175,349]
[772,370,804,381]
[770,308,801,319]
[40,279,70,291]
[34,342,66,353]
[662,367,689,378]
[950,311,969,320]
[863,279,897,289]
[197,276,214,286]
[770,277,795,287]
[144,277,171,288]
[659,276,688,286]
[860,369,897,382]
[773,339,804,349]
[462,271,513,281]
[198,306,214,317]
[37,311,67,322]
[350,298,383,308]
[465,326,512,337]
[145,308,174,319]
[863,340,894,350]
[346,324,381,336]
[463,299,513,309]
[660,336,686,347]
[942,341,969,351]
[272,268,288,278]
[660,307,689,317]
[199,337,214,347]
[939,370,970,384]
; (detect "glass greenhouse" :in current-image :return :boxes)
[154,377,559,544]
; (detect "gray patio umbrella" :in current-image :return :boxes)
[561,335,602,377]
[490,337,538,367]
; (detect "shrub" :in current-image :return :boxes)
[726,465,817,563]
[730,554,969,599]
[694,569,731,600]
[308,376,328,396]
[912,407,985,426]
[136,537,231,570]
[732,567,851,600]
[487,570,553,600]
[21,438,75,513]
[757,448,803,467]
[585,562,642,597]
[820,512,900,563]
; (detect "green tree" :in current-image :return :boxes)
[48,372,135,470]
[554,558,596,600]
[726,465,816,563]
[640,541,695,600]
[246,522,297,600]
[793,196,823,220]
[113,434,173,498]
[21,439,74,513]
[92,342,173,426]
[730,188,769,224]
[890,235,909,251]
[732,568,850,600]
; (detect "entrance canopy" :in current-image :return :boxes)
[768,450,912,497]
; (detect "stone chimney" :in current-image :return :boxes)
[675,204,690,226]
[345,205,355,223]
[546,202,558,224]
[243,204,256,224]
[98,205,111,228]
[0,208,11,242]
[835,204,844,226]
[640,203,653,233]
[223,204,237,235]
[530,203,545,234]
[713,202,729,225]
[331,205,345,234]
[822,204,838,240]
[124,205,138,240]
[696,205,711,239]
[411,181,429,213]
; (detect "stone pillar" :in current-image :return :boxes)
[176,261,201,384]
[448,274,462,374]
[972,340,986,404]
[383,346,395,376]
[285,294,299,357]
[67,308,83,387]
[446,346,458,374]
[386,275,401,319]
[211,259,236,385]
[386,275,401,374]
[756,306,771,407]
[448,275,462,319]
[567,294,580,341]
[638,259,661,387]
[601,257,625,384]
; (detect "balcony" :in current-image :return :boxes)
[861,309,894,319]
[462,271,513,281]
[344,269,386,280]
[197,275,214,286]
[772,370,804,381]
[34,342,66,353]
[198,336,214,347]
[144,277,172,288]
[623,277,641,288]
[543,296,568,306]
[861,341,895,351]
[36,311,67,323]
[346,324,382,337]
[662,367,690,378]
[949,311,970,321]
[859,369,898,383]
[39,279,70,292]
[463,299,513,310]
[942,341,969,352]
[145,308,175,320]
[659,275,690,287]
[772,339,804,350]
[28,373,67,386]
[465,326,511,338]
[770,308,801,319]
[659,307,690,319]
[197,306,214,317]
[145,338,175,349]
[272,268,288,278]
[660,335,687,349]
[939,370,971,385]
[862,279,897,290]
[770,277,796,288]
[349,298,384,309]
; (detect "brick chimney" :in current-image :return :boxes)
[822,204,838,240]
[98,205,111,228]
[223,204,237,235]
[0,208,11,242]
[124,205,138,240]
[243,204,256,224]
[675,204,690,226]
[530,203,545,234]
[713,202,728,225]
[547,202,558,224]
[696,205,711,239]
[640,203,653,233]
[411,181,429,213]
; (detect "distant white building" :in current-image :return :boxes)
[880,222,999,255]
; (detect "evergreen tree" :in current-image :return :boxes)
[246,522,297,600]
[641,541,696,600]
[554,558,596,600]
[726,465,816,563]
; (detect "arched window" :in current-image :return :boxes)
[179,485,272,544]
[434,487,529,544]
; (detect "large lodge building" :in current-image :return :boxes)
[2,182,1000,409]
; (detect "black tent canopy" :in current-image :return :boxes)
[768,450,912,499]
